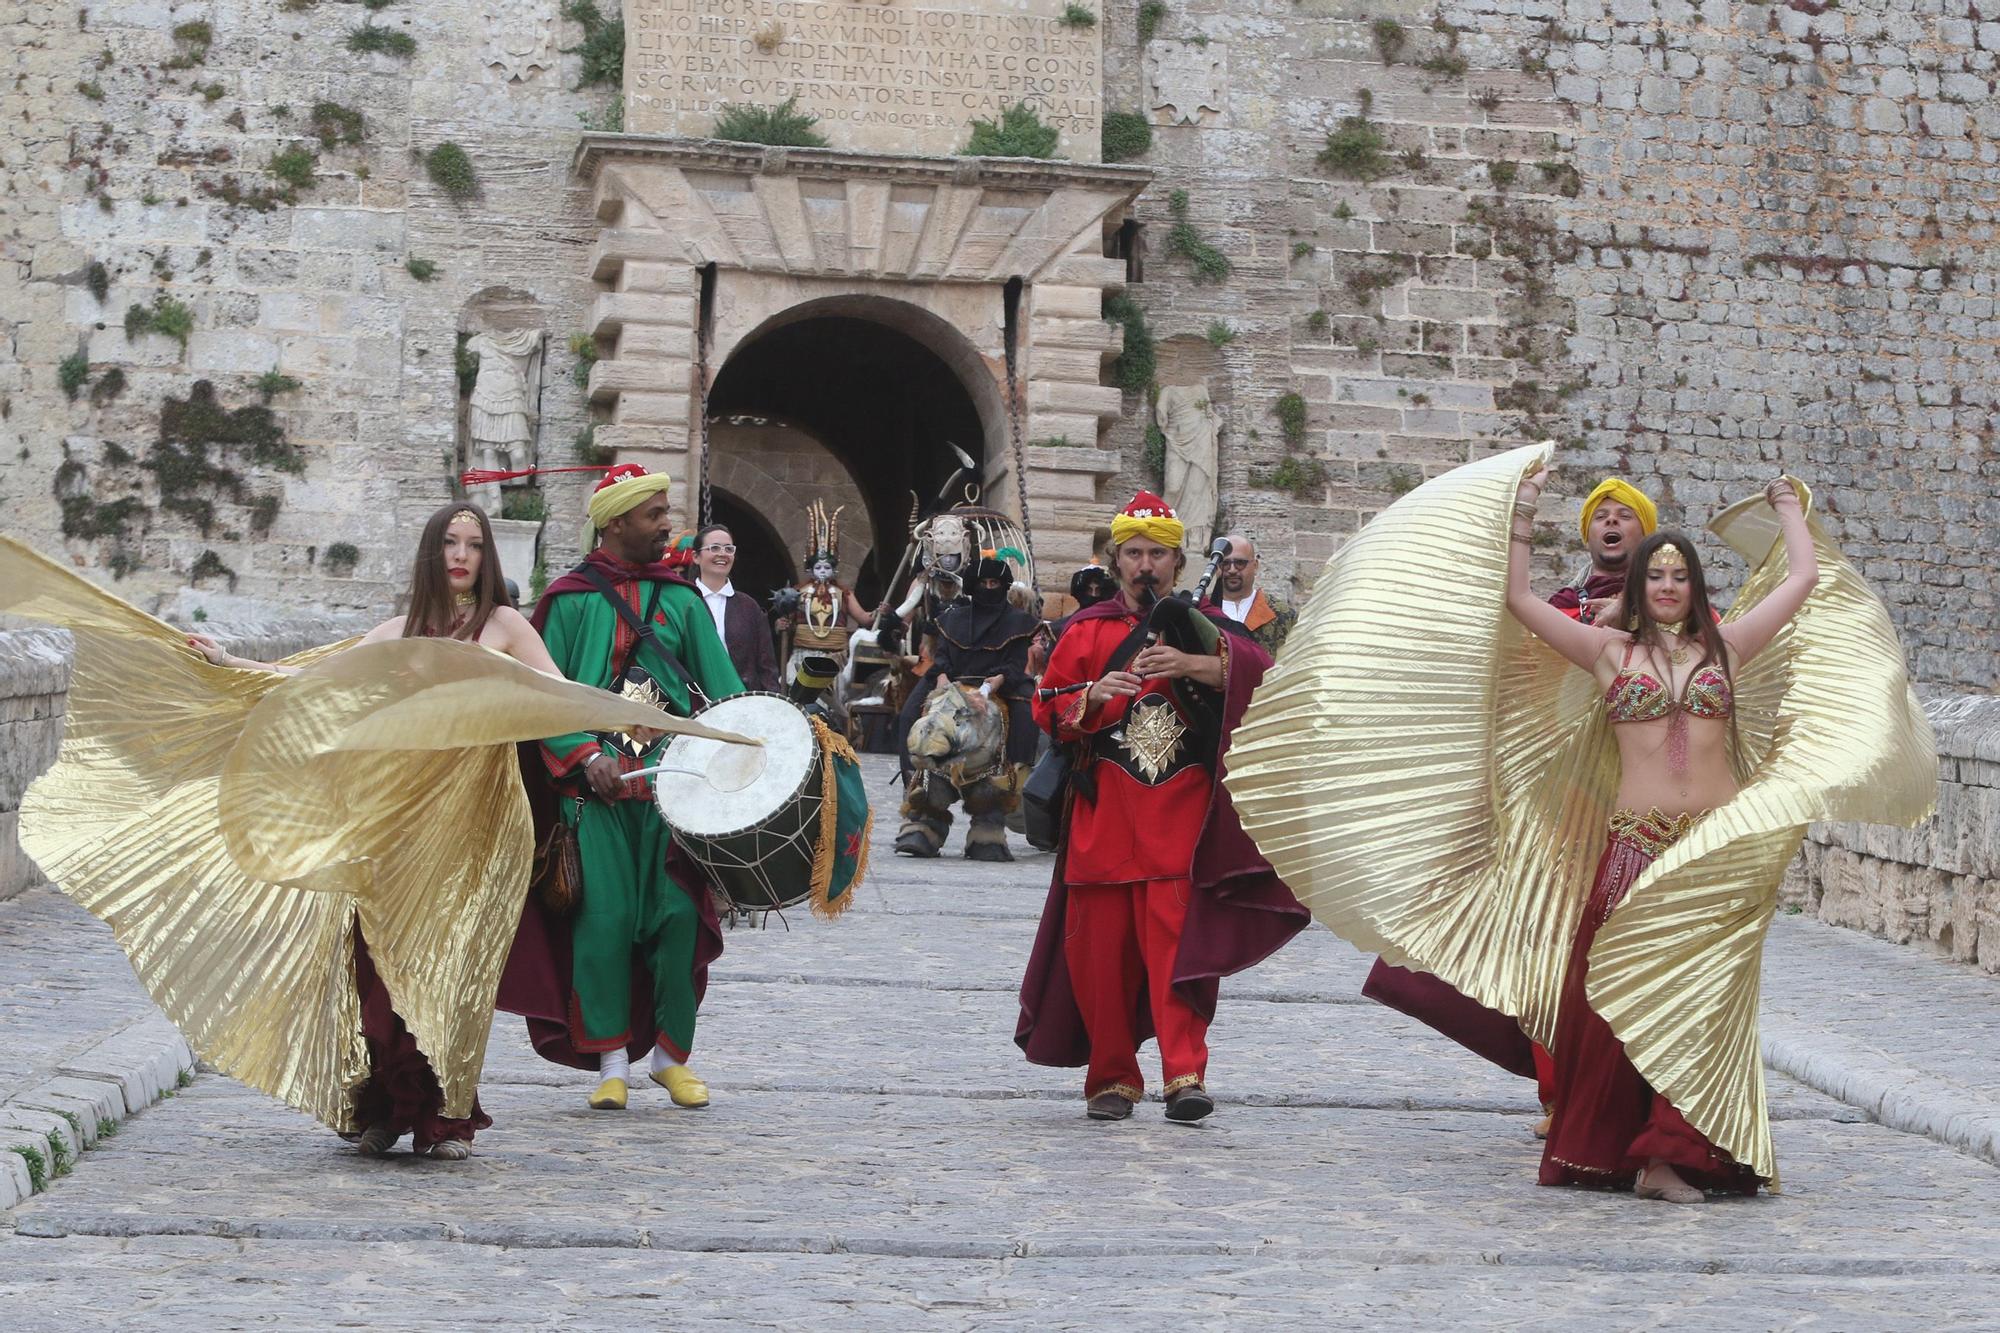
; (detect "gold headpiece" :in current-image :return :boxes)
[450,508,480,526]
[1648,542,1688,571]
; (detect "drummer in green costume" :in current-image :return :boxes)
[531,463,744,1112]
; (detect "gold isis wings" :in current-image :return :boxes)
[1222,442,1936,1185]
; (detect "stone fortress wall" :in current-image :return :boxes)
[0,0,1993,956]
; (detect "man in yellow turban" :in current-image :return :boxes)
[501,462,747,1113]
[1551,477,1659,623]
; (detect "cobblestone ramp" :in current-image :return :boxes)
[4,757,2000,1327]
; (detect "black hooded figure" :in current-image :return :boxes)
[894,557,1042,861]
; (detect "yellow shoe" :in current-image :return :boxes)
[587,1076,628,1110]
[650,1063,710,1108]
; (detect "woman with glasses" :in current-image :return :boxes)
[692,523,782,693]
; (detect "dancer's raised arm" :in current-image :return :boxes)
[1719,479,1819,665]
[1505,466,1622,672]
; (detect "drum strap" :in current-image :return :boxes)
[577,565,711,712]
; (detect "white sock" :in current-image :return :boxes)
[598,1049,630,1083]
[647,1046,675,1076]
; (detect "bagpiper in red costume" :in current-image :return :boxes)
[1015,492,1309,1122]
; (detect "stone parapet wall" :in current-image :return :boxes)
[0,617,369,902]
[1784,694,2000,973]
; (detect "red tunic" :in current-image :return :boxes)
[1031,608,1209,884]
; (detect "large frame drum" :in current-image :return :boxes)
[653,693,826,912]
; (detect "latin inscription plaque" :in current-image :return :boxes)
[624,0,1103,159]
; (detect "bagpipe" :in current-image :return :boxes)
[1022,538,1234,851]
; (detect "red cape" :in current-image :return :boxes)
[495,548,724,1070]
[1014,600,1310,1067]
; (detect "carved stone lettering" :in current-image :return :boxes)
[624,0,1104,159]
[486,0,556,83]
[1145,40,1226,126]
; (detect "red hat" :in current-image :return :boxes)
[1110,490,1185,549]
[1120,490,1177,520]
[595,463,649,492]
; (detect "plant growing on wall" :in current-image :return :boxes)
[569,333,599,389]
[424,142,479,201]
[1057,4,1097,29]
[712,98,830,147]
[405,258,439,281]
[164,21,213,70]
[1137,1,1167,43]
[1165,190,1230,283]
[346,24,417,58]
[562,0,626,89]
[1273,391,1307,447]
[1318,104,1388,180]
[322,542,360,575]
[579,95,624,133]
[1371,18,1407,64]
[147,380,304,535]
[1101,110,1151,162]
[268,144,318,198]
[1102,292,1156,393]
[189,549,238,590]
[308,101,364,148]
[86,261,109,303]
[123,292,195,352]
[456,334,480,396]
[58,351,90,402]
[961,102,1060,158]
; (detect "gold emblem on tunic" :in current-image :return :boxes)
[1122,696,1187,783]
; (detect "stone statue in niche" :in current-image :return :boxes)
[466,328,544,509]
[1146,40,1228,126]
[485,0,556,83]
[1157,384,1219,558]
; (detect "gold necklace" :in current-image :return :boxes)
[1661,624,1690,664]
[454,590,476,608]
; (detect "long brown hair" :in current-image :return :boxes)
[402,503,505,641]
[1623,529,1730,670]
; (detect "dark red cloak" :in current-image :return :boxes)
[1014,600,1310,1067]
[493,549,725,1070]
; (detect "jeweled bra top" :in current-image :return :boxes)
[1604,642,1733,724]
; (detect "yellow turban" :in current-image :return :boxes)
[1109,489,1185,551]
[1579,477,1657,543]
[581,465,673,552]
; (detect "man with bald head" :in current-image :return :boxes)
[1202,533,1296,658]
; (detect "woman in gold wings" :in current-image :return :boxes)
[1223,442,1935,1201]
[5,506,739,1163]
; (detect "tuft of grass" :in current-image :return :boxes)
[1102,292,1156,393]
[1273,391,1308,447]
[405,257,439,281]
[1332,200,1354,221]
[574,422,614,465]
[1535,159,1583,197]
[1292,240,1314,260]
[86,260,110,303]
[308,101,364,148]
[1318,114,1387,180]
[1253,455,1329,498]
[124,291,195,350]
[165,20,213,70]
[1165,189,1230,283]
[712,98,829,148]
[962,102,1060,158]
[1137,1,1167,44]
[58,351,91,401]
[1418,53,1469,77]
[568,333,599,389]
[424,142,479,201]
[1474,88,1503,113]
[1371,18,1407,63]
[578,94,624,133]
[13,1144,47,1192]
[255,370,302,402]
[322,541,360,574]
[562,0,625,90]
[1057,4,1097,28]
[78,79,105,101]
[346,25,417,58]
[1488,159,1518,188]
[98,1117,118,1138]
[267,143,318,195]
[48,1130,73,1179]
[1101,110,1152,162]
[1204,319,1236,347]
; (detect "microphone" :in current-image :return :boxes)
[1192,537,1233,606]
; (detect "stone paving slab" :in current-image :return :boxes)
[0,1235,1993,1330]
[10,1075,1998,1268]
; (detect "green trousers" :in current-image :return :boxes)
[569,798,701,1062]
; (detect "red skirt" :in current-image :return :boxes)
[1538,812,1760,1195]
[353,933,491,1150]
